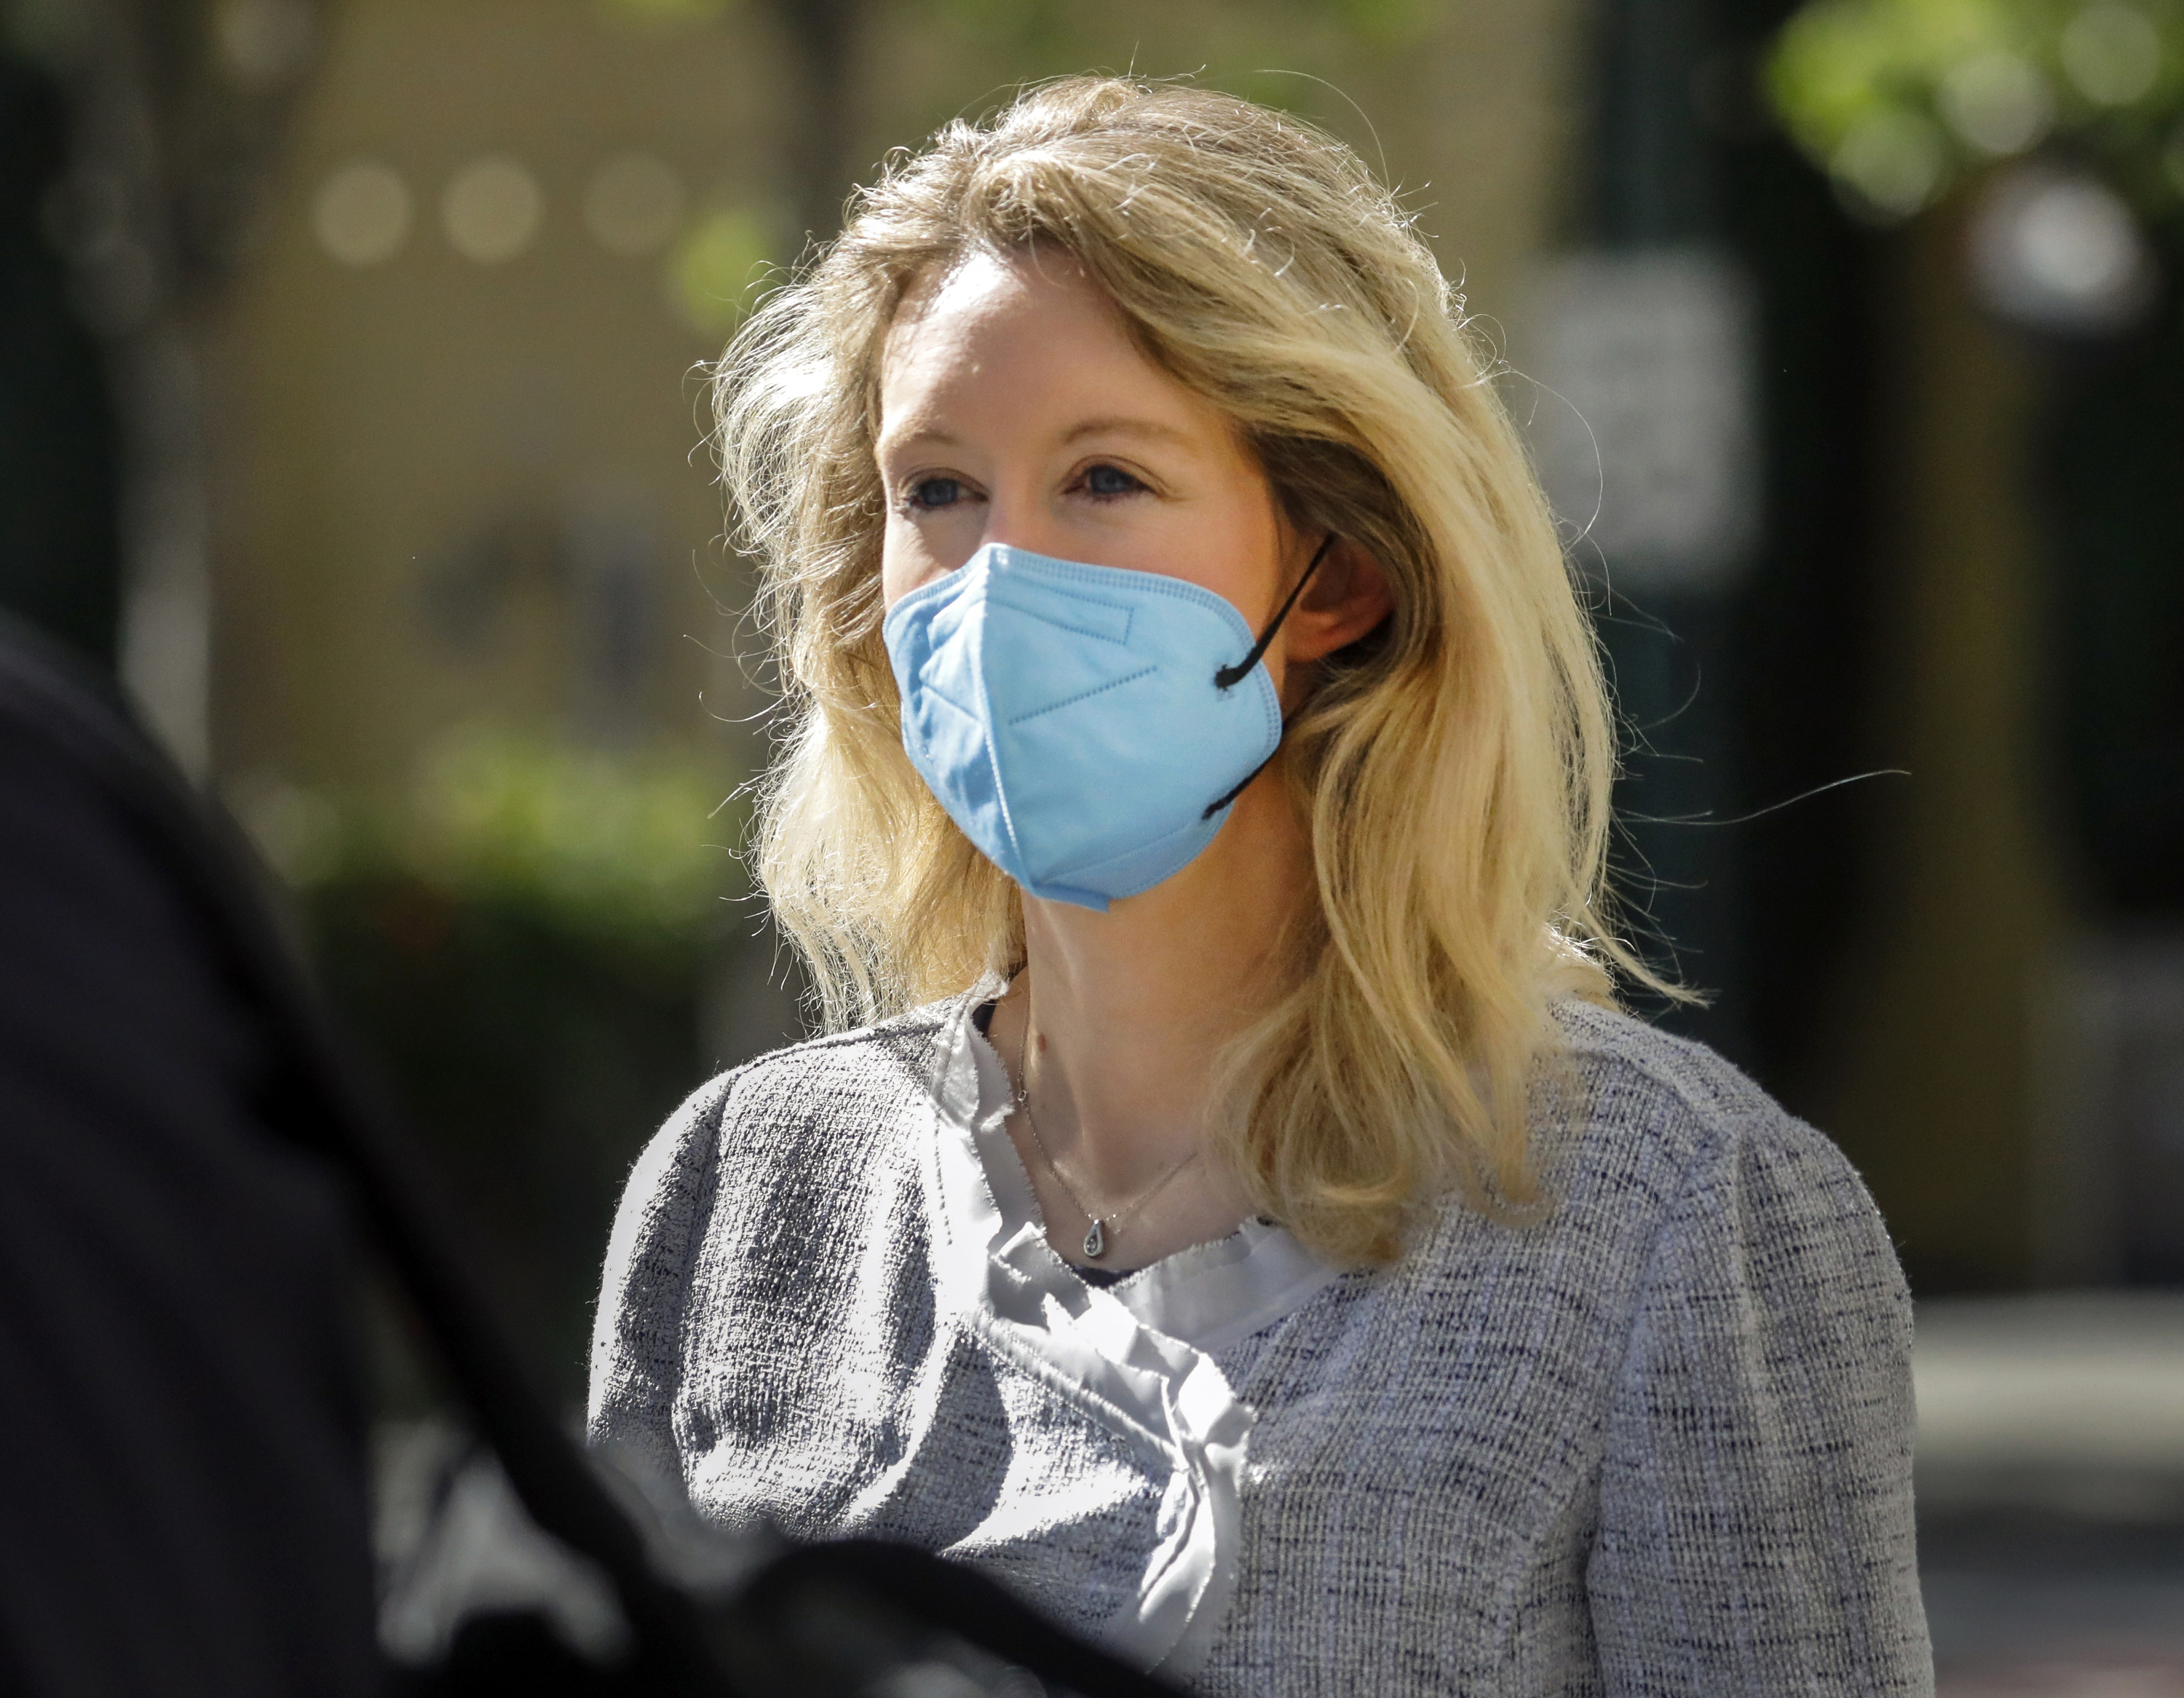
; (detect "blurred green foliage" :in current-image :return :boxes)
[1770,0,2184,219]
[240,729,743,1400]
[668,205,778,338]
[596,0,738,26]
[922,0,1444,44]
[248,724,740,962]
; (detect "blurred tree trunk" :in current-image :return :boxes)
[760,0,863,253]
[1816,203,2063,1292]
[7,0,320,775]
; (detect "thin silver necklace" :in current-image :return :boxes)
[1013,1008,1198,1263]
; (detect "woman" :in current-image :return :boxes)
[590,78,1931,1694]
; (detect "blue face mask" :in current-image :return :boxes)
[881,535,1333,912]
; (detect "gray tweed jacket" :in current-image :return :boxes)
[589,992,1933,1695]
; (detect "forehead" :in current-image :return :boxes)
[877,248,1185,430]
[886,247,1108,359]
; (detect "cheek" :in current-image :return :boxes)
[878,520,932,611]
[879,505,985,608]
[1192,485,1286,622]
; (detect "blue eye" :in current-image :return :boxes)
[1083,462,1143,498]
[906,476,965,511]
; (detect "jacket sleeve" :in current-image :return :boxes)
[1588,1114,1934,1697]
[586,1075,732,1485]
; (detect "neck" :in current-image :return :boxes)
[1001,761,1310,1203]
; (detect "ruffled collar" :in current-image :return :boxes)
[917,987,1339,1675]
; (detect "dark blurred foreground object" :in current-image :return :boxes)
[0,612,1179,1697]
[0,49,122,663]
[0,617,372,1693]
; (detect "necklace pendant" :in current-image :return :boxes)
[1083,1220,1106,1260]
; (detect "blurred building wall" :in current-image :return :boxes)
[204,0,1593,801]
[208,0,778,792]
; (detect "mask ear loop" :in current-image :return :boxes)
[1211,532,1338,691]
[1201,532,1339,819]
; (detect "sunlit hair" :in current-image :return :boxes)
[714,76,1649,1265]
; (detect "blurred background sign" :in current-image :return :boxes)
[3,0,2184,1683]
[1530,246,1759,591]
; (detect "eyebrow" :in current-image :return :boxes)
[1059,416,1195,448]
[878,415,1197,457]
[878,424,962,453]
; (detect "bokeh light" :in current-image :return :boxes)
[1937,51,2052,157]
[1832,106,1947,218]
[2059,2,2163,108]
[1969,164,2154,334]
[312,160,412,266]
[212,0,315,90]
[440,156,545,265]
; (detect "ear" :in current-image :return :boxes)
[1282,536,1393,667]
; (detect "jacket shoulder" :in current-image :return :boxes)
[1499,1001,1900,1311]
[1548,998,1861,1187]
[634,998,963,1196]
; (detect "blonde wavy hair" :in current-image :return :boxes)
[716,76,1641,1265]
